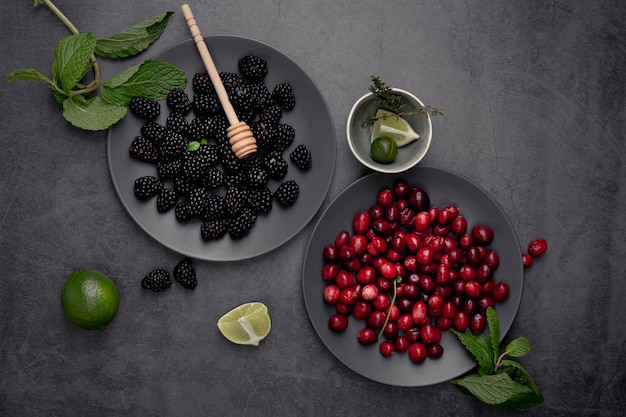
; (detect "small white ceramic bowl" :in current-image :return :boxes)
[346,88,432,173]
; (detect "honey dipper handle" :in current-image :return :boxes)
[181,4,240,127]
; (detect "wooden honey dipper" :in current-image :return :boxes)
[181,4,257,159]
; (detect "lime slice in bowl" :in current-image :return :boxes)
[217,302,272,346]
[370,109,420,147]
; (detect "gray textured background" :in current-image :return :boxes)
[1,0,625,416]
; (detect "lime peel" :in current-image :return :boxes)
[370,109,420,147]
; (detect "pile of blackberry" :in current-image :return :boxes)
[128,55,312,241]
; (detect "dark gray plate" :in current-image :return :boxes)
[302,165,523,387]
[107,36,336,261]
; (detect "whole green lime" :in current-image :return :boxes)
[61,268,120,331]
[370,135,398,164]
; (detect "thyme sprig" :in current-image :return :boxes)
[361,76,443,128]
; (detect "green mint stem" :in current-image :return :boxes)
[41,0,101,93]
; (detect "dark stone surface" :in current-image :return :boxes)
[1,1,624,416]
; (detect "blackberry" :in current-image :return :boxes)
[220,72,244,91]
[259,104,282,128]
[228,208,257,238]
[165,112,189,135]
[156,188,178,212]
[271,123,295,152]
[157,159,183,179]
[173,258,197,290]
[238,55,268,83]
[141,121,166,141]
[219,143,240,173]
[182,153,213,182]
[187,117,212,141]
[274,180,299,206]
[245,165,269,189]
[187,187,210,218]
[249,82,272,111]
[224,171,245,187]
[201,219,228,240]
[174,201,194,223]
[290,144,312,170]
[250,122,273,150]
[247,187,273,214]
[193,93,221,117]
[263,152,289,180]
[173,175,195,196]
[271,83,296,111]
[157,131,187,162]
[129,135,159,163]
[228,80,254,112]
[198,167,224,189]
[166,88,192,115]
[197,143,220,166]
[133,176,163,200]
[192,72,214,95]
[225,186,248,216]
[141,269,171,292]
[201,194,226,220]
[129,97,161,120]
[236,108,256,124]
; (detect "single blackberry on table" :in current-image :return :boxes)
[141,269,171,292]
[165,112,189,135]
[174,201,194,223]
[201,219,228,240]
[271,123,295,153]
[238,55,268,83]
[141,121,166,141]
[187,187,211,218]
[245,165,269,189]
[157,159,183,179]
[193,93,221,117]
[271,83,296,111]
[174,258,197,290]
[192,72,214,95]
[201,194,226,220]
[225,185,248,216]
[228,208,257,239]
[133,176,163,200]
[259,104,283,128]
[274,180,299,206]
[129,136,159,163]
[129,97,161,120]
[290,144,312,170]
[262,151,289,180]
[247,187,273,214]
[166,88,192,115]
[157,131,187,162]
[156,188,178,212]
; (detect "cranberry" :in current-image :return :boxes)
[379,261,398,279]
[373,293,391,311]
[482,278,495,295]
[338,244,355,261]
[471,225,494,245]
[477,295,495,312]
[436,208,454,225]
[484,250,500,269]
[334,230,350,247]
[376,277,393,292]
[399,207,416,227]
[405,233,422,251]
[377,188,393,206]
[335,302,352,315]
[352,211,371,235]
[360,284,379,300]
[352,301,372,320]
[409,188,430,211]
[442,300,456,319]
[397,313,415,331]
[522,254,534,268]
[420,324,440,344]
[453,311,469,331]
[408,342,428,363]
[528,238,548,257]
[366,310,387,329]
[428,206,439,224]
[451,215,468,236]
[427,293,444,310]
[328,314,348,331]
[470,313,487,334]
[367,236,387,256]
[335,270,354,288]
[385,204,400,222]
[404,255,419,272]
[414,212,431,231]
[372,219,392,236]
[405,327,421,343]
[357,328,378,345]
[435,265,450,285]
[417,247,435,265]
[404,283,419,299]
[427,343,444,359]
[343,258,361,272]
[476,262,493,282]
[356,266,376,284]
[379,341,395,357]
[323,284,340,304]
[436,316,453,331]
[458,233,473,248]
[493,282,510,302]
[465,280,483,299]
[321,263,339,280]
[397,297,413,313]
[323,244,338,261]
[463,298,477,315]
[411,301,428,325]
[419,275,435,293]
[339,287,358,305]
[369,204,384,220]
[383,322,398,339]
[459,264,476,281]
[393,180,410,198]
[394,336,409,353]
[349,235,368,255]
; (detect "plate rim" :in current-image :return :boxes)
[106,35,337,261]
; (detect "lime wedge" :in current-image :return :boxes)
[217,302,272,346]
[370,109,420,147]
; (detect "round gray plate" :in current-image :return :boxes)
[302,165,523,387]
[107,36,336,261]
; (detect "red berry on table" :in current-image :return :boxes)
[522,254,534,268]
[528,238,548,257]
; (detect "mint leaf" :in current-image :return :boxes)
[486,307,500,364]
[101,59,187,106]
[501,359,540,394]
[452,373,515,405]
[504,336,531,358]
[63,96,127,130]
[452,330,495,375]
[494,380,544,411]
[55,33,96,93]
[95,12,174,58]
[7,68,52,83]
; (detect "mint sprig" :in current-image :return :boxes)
[450,307,544,411]
[7,1,186,131]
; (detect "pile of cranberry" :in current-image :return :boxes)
[320,180,511,364]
